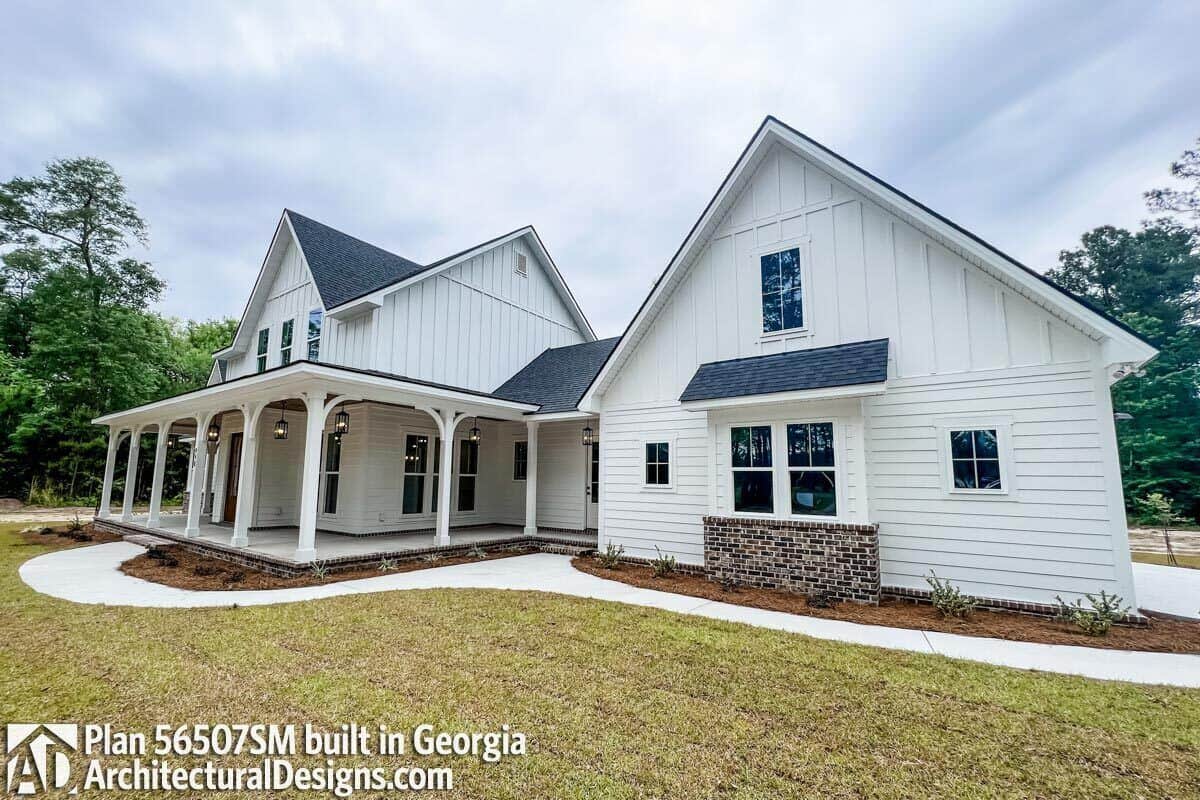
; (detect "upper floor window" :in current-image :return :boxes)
[280,319,294,366]
[513,441,528,481]
[256,328,269,373]
[307,309,323,361]
[950,429,1002,491]
[760,247,803,333]
[515,252,528,277]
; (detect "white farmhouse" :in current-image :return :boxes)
[94,117,1156,612]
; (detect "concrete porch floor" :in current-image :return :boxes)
[117,513,596,563]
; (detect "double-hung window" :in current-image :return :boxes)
[432,437,442,513]
[280,319,294,365]
[787,423,837,516]
[950,429,1002,491]
[321,433,341,514]
[403,434,429,514]
[513,441,528,481]
[731,425,774,513]
[458,440,478,511]
[256,328,269,373]
[644,442,670,487]
[307,309,323,360]
[760,247,804,333]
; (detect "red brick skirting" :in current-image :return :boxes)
[883,585,1147,625]
[703,515,880,604]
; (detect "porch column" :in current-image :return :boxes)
[231,402,265,548]
[147,420,172,528]
[418,405,466,548]
[185,412,215,537]
[295,391,326,562]
[524,420,539,536]
[120,425,142,522]
[97,427,121,519]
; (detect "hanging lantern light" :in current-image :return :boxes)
[581,424,594,447]
[273,401,289,440]
[206,421,221,443]
[333,408,351,436]
[467,417,482,443]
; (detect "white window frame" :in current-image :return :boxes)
[255,327,270,373]
[755,236,813,342]
[307,308,323,361]
[727,423,777,518]
[401,431,432,515]
[456,436,479,514]
[280,318,295,366]
[514,251,529,277]
[783,420,841,521]
[513,440,528,482]
[724,418,847,522]
[934,417,1015,499]
[640,435,676,491]
[318,430,341,517]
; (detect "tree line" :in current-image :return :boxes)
[0,145,1197,520]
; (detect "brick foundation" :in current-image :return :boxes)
[703,515,880,604]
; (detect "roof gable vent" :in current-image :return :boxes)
[515,252,528,277]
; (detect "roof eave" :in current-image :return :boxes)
[679,381,887,411]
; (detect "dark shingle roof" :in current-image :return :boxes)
[494,338,621,413]
[680,338,889,403]
[286,210,430,310]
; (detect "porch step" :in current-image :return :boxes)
[124,533,174,548]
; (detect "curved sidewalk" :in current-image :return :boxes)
[19,543,1200,688]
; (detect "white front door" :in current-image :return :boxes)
[585,439,599,529]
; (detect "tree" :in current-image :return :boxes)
[1146,138,1200,220]
[1046,220,1200,520]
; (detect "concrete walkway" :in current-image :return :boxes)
[1133,562,1200,620]
[19,543,1200,688]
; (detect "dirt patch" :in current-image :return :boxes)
[121,545,531,591]
[18,523,124,548]
[572,556,1200,655]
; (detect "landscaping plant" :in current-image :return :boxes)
[310,560,329,579]
[378,557,397,572]
[650,546,676,577]
[1055,591,1131,636]
[926,572,976,619]
[1138,491,1187,567]
[596,542,624,570]
[468,545,487,560]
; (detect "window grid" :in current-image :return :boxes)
[256,328,269,373]
[402,434,429,514]
[760,247,804,333]
[786,422,837,517]
[458,439,479,511]
[590,439,600,504]
[280,319,294,366]
[307,309,323,361]
[731,425,774,514]
[321,432,341,515]
[950,429,1002,491]
[644,442,670,486]
[513,441,528,481]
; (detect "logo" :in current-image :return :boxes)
[5,724,77,795]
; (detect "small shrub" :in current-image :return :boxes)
[467,545,487,560]
[926,572,976,619]
[146,547,178,567]
[807,589,835,609]
[193,564,221,577]
[225,571,245,584]
[378,557,398,572]
[650,546,677,578]
[67,515,85,534]
[595,543,624,570]
[1137,492,1187,567]
[421,553,441,564]
[310,560,329,579]
[1055,591,1130,637]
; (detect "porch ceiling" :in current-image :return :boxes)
[92,360,540,429]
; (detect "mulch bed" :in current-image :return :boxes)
[572,556,1200,655]
[19,523,124,548]
[120,544,531,591]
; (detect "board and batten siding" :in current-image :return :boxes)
[599,141,1133,604]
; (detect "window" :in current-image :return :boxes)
[760,247,803,333]
[787,423,837,516]
[321,433,341,514]
[307,309,323,361]
[513,441,528,481]
[256,328,270,373]
[590,439,600,504]
[644,442,670,486]
[432,437,441,513]
[280,319,294,366]
[950,429,1002,491]
[731,425,773,513]
[457,439,478,511]
[515,252,528,276]
[403,434,429,514]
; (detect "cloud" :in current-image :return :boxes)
[1,0,1197,338]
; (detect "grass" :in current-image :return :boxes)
[2,524,1199,798]
[1132,550,1200,570]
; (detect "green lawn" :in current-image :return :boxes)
[1132,550,1200,570]
[2,524,1199,799]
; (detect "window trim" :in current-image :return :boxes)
[784,421,840,520]
[280,318,294,366]
[255,327,270,373]
[513,440,528,482]
[307,308,323,361]
[457,436,479,513]
[934,417,1015,499]
[728,423,776,517]
[640,435,676,491]
[755,237,813,341]
[318,430,342,517]
[724,418,846,522]
[401,432,431,515]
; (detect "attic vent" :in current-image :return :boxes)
[515,252,528,277]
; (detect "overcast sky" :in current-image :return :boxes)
[3,1,1197,337]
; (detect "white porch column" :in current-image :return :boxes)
[418,406,466,548]
[524,420,539,536]
[185,412,215,537]
[232,402,265,548]
[295,392,326,562]
[120,426,142,522]
[147,420,172,528]
[98,427,121,519]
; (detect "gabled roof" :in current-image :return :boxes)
[494,337,620,413]
[285,210,428,309]
[680,339,888,403]
[579,116,1158,409]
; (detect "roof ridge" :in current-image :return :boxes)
[285,208,423,267]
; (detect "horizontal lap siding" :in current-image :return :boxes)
[600,405,710,564]
[865,363,1125,604]
[535,421,589,531]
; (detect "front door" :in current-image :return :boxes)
[223,432,244,522]
[585,439,600,529]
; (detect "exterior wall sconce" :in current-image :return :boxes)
[274,401,289,440]
[581,425,594,447]
[334,409,350,436]
[206,422,221,443]
[467,418,482,443]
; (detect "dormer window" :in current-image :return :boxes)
[760,246,804,334]
[307,309,323,361]
[515,252,528,277]
[256,328,269,373]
